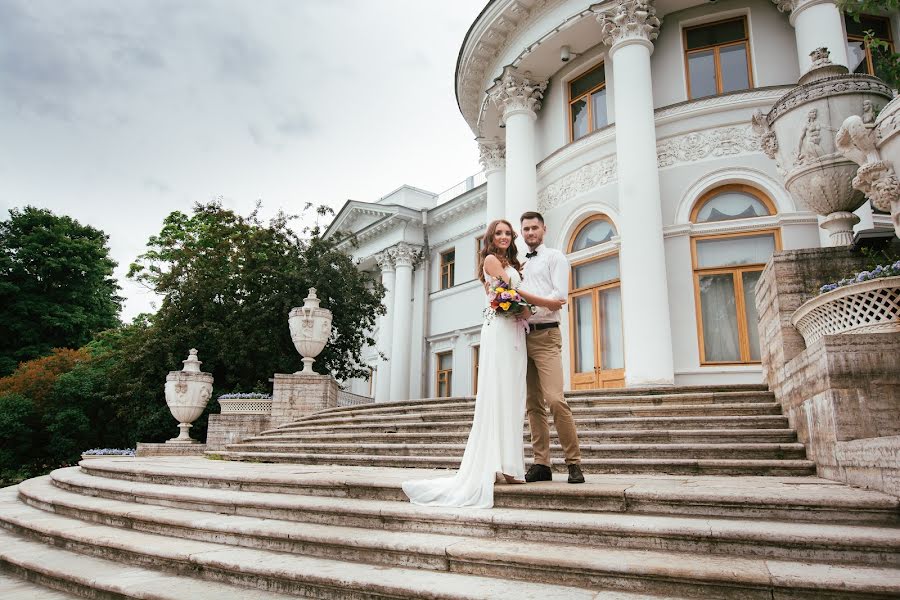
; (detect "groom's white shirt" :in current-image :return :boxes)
[520,243,569,324]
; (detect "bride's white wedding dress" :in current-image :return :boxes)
[402,266,527,508]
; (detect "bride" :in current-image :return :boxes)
[402,219,562,508]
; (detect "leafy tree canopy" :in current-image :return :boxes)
[839,0,900,87]
[127,201,384,396]
[0,207,122,375]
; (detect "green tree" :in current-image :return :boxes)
[126,202,384,430]
[0,207,122,375]
[840,0,900,88]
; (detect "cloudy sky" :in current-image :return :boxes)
[0,0,487,320]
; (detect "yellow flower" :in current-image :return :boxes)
[499,301,511,311]
[495,287,506,294]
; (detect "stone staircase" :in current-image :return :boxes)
[216,385,817,476]
[1,384,899,598]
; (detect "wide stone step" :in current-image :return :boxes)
[7,480,900,599]
[245,428,799,445]
[286,391,778,423]
[42,469,900,567]
[0,487,594,600]
[210,451,817,476]
[274,403,783,429]
[305,384,771,420]
[0,572,83,600]
[225,442,808,460]
[78,459,900,524]
[264,415,791,436]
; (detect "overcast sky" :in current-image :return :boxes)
[0,0,487,320]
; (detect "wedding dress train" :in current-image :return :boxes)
[402,266,527,508]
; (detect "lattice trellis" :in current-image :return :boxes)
[792,277,900,346]
[218,399,272,415]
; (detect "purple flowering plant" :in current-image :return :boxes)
[819,260,900,294]
[82,448,136,456]
[217,392,272,400]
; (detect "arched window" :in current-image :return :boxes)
[567,215,624,389]
[690,186,780,365]
[568,215,617,253]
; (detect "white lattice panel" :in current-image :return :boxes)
[218,399,272,414]
[792,276,900,346]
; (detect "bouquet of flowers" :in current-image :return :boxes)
[487,277,535,319]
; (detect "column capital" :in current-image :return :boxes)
[594,0,660,55]
[391,242,421,268]
[477,139,506,174]
[374,249,396,273]
[772,0,838,23]
[487,66,548,122]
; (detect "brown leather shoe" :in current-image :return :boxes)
[567,463,585,484]
[525,464,552,482]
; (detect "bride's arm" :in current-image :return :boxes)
[483,255,510,285]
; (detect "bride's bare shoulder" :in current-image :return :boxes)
[483,254,502,268]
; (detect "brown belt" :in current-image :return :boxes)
[530,322,559,332]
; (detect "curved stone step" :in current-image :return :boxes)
[263,415,791,436]
[41,469,900,567]
[77,459,900,524]
[6,480,900,599]
[273,403,783,430]
[245,428,798,446]
[0,572,83,600]
[225,442,808,461]
[0,488,594,600]
[209,451,818,476]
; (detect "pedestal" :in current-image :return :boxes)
[270,372,339,426]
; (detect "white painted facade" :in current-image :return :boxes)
[327,0,897,400]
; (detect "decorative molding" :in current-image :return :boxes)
[566,237,621,264]
[487,66,548,121]
[430,191,487,225]
[430,223,487,250]
[538,124,617,175]
[662,212,819,238]
[537,156,618,212]
[478,139,506,172]
[594,0,661,51]
[335,213,417,249]
[392,242,422,268]
[426,324,482,345]
[654,87,791,125]
[374,249,396,272]
[657,125,761,169]
[766,75,893,124]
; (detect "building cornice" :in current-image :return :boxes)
[429,190,488,225]
[662,212,819,237]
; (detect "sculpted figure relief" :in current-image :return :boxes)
[796,108,825,166]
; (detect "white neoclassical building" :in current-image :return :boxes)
[327,0,898,402]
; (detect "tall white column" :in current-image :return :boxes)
[478,140,506,224]
[488,67,547,252]
[389,243,418,401]
[774,0,849,72]
[374,250,395,402]
[596,0,674,386]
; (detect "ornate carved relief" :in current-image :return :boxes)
[487,66,548,119]
[537,157,617,212]
[836,114,900,215]
[374,249,396,272]
[392,242,421,268]
[657,126,761,168]
[594,0,661,48]
[478,140,506,172]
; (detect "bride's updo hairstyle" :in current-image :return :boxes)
[478,219,523,283]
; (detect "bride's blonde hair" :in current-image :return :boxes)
[477,219,522,283]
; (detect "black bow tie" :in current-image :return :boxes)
[525,250,538,258]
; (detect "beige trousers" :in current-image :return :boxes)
[525,327,581,466]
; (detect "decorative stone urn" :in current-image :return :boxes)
[791,276,900,346]
[164,349,214,444]
[752,47,893,245]
[836,95,900,238]
[288,288,333,374]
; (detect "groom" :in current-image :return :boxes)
[518,212,584,484]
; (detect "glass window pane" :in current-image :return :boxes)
[573,295,595,373]
[571,99,589,140]
[574,256,620,288]
[572,219,616,251]
[570,65,605,99]
[443,250,454,263]
[845,15,891,40]
[696,190,771,223]
[695,234,776,268]
[686,19,746,50]
[688,49,717,98]
[719,43,750,93]
[848,40,868,74]
[742,270,763,361]
[699,274,741,362]
[599,287,624,370]
[591,89,608,129]
[439,353,452,370]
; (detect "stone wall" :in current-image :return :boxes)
[270,373,339,427]
[757,247,900,496]
[206,414,272,451]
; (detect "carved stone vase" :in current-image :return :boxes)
[836,95,900,238]
[752,47,893,245]
[288,288,333,374]
[164,349,214,444]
